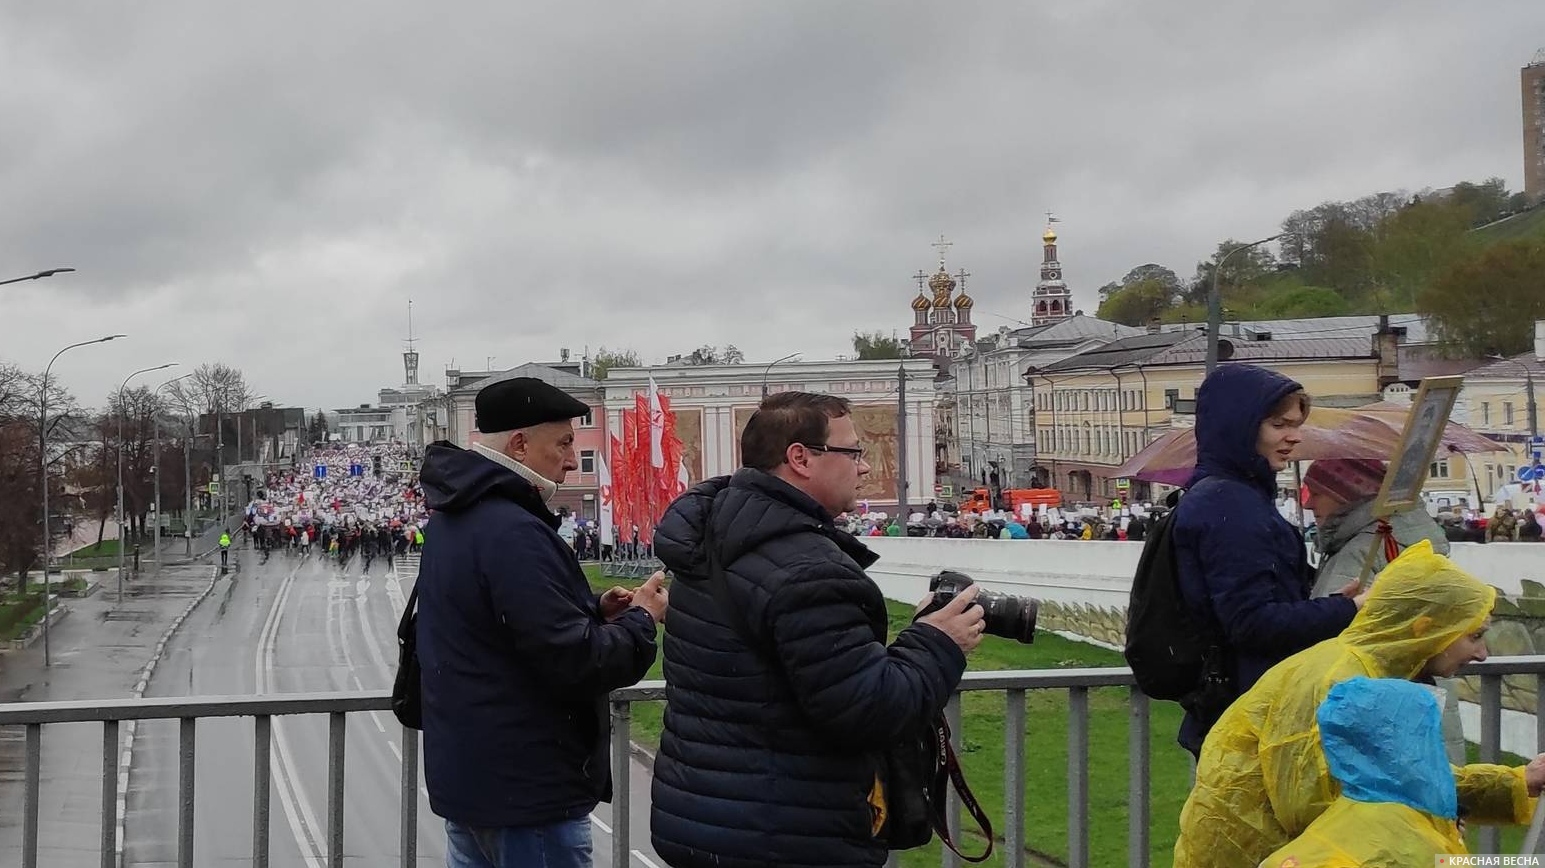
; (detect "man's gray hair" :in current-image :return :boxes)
[477,430,514,452]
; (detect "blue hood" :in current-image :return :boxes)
[1187,364,1301,494]
[418,440,556,527]
[1318,677,1458,819]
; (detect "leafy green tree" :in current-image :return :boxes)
[589,347,641,379]
[1096,279,1174,326]
[1248,284,1350,319]
[1367,198,1476,308]
[1419,239,1545,356]
[852,331,903,360]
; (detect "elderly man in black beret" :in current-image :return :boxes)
[416,376,668,868]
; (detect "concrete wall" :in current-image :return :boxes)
[861,536,1545,754]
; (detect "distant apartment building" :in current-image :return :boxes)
[1526,51,1545,203]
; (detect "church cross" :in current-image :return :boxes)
[932,234,953,268]
[914,270,928,291]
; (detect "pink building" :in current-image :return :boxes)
[444,361,608,520]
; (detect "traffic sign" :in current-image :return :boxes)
[1115,478,1132,491]
[1517,464,1545,483]
[314,464,327,479]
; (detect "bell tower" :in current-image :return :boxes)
[1031,215,1073,327]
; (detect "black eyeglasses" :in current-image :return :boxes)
[805,443,866,461]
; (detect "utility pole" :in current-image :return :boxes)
[184,419,193,556]
[153,416,161,574]
[1206,234,1283,373]
[897,364,909,517]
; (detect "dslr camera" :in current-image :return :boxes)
[918,570,1039,644]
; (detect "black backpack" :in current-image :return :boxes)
[391,585,422,729]
[1122,491,1223,701]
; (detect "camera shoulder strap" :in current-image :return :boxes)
[930,716,995,862]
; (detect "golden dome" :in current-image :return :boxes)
[1043,225,1058,243]
[928,267,956,306]
[911,293,931,311]
[953,294,973,309]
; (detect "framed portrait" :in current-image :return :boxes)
[1369,376,1464,517]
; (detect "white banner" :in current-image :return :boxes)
[598,451,615,547]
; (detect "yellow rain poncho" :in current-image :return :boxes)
[1259,677,1466,867]
[1174,540,1531,868]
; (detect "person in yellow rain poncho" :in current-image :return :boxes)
[1174,539,1545,868]
[1259,677,1466,867]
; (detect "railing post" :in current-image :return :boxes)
[253,714,271,868]
[1003,689,1026,868]
[1068,686,1090,868]
[401,726,419,868]
[178,717,196,868]
[328,712,346,868]
[611,699,632,868]
[942,693,963,868]
[101,719,119,868]
[1481,674,1502,855]
[1536,674,1545,754]
[24,723,41,868]
[1128,688,1151,868]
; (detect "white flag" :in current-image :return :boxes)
[598,451,615,547]
[648,376,665,469]
[677,457,690,495]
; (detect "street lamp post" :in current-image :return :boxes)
[1486,352,1541,451]
[1206,234,1283,374]
[761,353,802,398]
[0,268,75,287]
[40,334,125,667]
[117,364,176,601]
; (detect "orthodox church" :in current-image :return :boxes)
[907,221,1075,367]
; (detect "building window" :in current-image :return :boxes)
[1164,388,1179,409]
[580,450,596,474]
[579,410,594,428]
[1430,460,1450,479]
[1482,403,1491,426]
[1505,402,1515,426]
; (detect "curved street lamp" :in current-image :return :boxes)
[1,268,75,287]
[116,363,177,601]
[1205,234,1283,373]
[761,353,802,398]
[40,333,126,666]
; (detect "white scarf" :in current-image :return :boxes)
[471,443,559,503]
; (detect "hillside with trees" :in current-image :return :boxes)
[1096,178,1545,355]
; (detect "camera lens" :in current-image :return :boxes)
[976,589,1038,644]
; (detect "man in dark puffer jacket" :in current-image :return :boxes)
[650,392,986,868]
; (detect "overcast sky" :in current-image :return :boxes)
[2,1,1541,411]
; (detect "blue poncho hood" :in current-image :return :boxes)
[1317,676,1458,819]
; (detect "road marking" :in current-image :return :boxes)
[632,851,663,868]
[256,559,327,868]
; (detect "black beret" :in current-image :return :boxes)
[475,377,591,433]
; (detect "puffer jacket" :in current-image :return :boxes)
[1172,364,1357,754]
[650,469,965,868]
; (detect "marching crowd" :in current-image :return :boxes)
[240,443,429,572]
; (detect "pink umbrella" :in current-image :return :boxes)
[1113,402,1505,486]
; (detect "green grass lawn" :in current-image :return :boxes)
[65,540,122,558]
[584,564,1531,866]
[0,592,48,642]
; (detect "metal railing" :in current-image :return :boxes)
[3,657,1544,868]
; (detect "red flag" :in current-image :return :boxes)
[634,393,655,542]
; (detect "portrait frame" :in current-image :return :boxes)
[1369,375,1464,518]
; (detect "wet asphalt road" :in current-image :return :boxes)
[0,547,665,868]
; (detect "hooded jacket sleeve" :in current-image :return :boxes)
[763,564,966,746]
[481,520,657,695]
[1185,491,1356,658]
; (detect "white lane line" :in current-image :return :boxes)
[632,851,663,868]
[256,560,327,868]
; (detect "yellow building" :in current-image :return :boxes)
[1026,331,1383,504]
[1453,348,1544,504]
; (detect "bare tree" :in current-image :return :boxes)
[167,362,256,418]
[0,363,80,578]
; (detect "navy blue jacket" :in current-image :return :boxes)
[650,470,965,868]
[1172,366,1356,754]
[416,442,657,827]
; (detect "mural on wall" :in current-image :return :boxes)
[674,407,704,482]
[732,406,757,468]
[850,404,899,501]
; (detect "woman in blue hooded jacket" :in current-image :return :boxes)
[1172,365,1365,755]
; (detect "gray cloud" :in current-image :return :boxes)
[1,0,1540,409]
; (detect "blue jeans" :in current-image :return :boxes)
[445,817,593,868]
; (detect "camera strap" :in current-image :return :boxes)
[929,716,994,863]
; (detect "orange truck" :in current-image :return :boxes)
[959,487,1061,514]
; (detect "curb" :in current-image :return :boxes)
[6,603,71,652]
[113,564,222,868]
